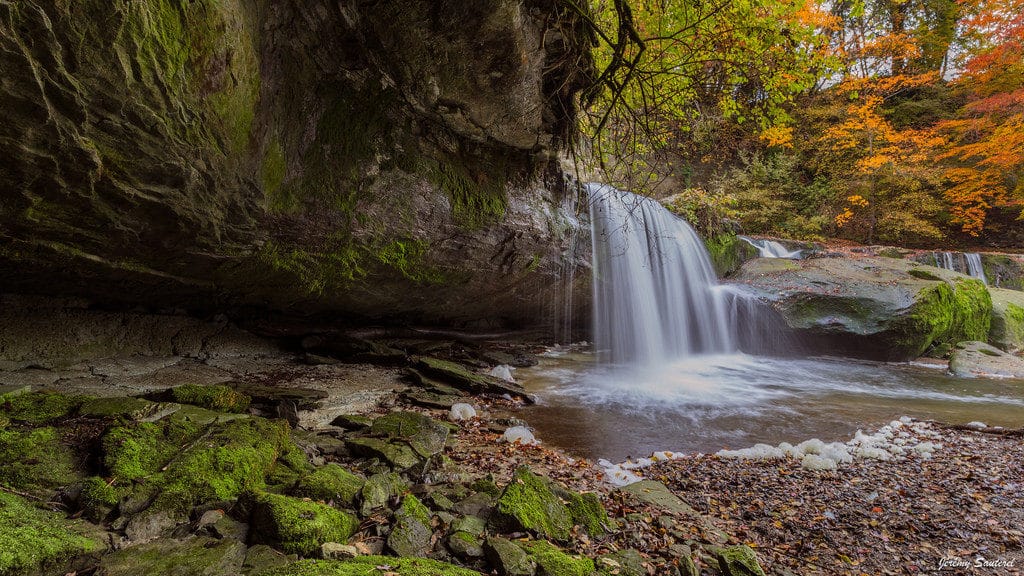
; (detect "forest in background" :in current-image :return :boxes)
[581,0,1024,248]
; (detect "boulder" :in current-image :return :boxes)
[989,288,1024,353]
[99,536,246,576]
[491,467,572,541]
[370,411,450,458]
[293,464,365,508]
[415,357,534,402]
[949,341,1024,379]
[485,537,537,576]
[360,472,409,517]
[733,257,992,360]
[251,492,359,556]
[715,545,767,576]
[518,539,596,576]
[387,495,434,557]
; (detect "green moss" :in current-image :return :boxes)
[426,158,508,230]
[259,557,483,576]
[0,427,78,496]
[1,392,83,424]
[171,384,251,413]
[293,464,364,507]
[263,139,288,202]
[716,544,766,576]
[896,278,992,357]
[519,539,596,576]
[80,476,120,521]
[563,491,611,537]
[252,492,358,556]
[703,233,758,278]
[494,467,573,541]
[102,419,199,483]
[0,492,103,575]
[155,418,294,513]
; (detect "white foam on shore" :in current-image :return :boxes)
[598,417,945,486]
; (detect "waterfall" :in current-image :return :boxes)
[588,183,744,365]
[739,235,803,259]
[932,251,988,285]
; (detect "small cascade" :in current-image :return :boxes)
[739,235,803,259]
[932,251,988,285]
[589,183,764,365]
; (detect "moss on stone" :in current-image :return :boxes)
[171,384,251,413]
[894,278,992,357]
[263,139,289,202]
[259,557,483,576]
[563,491,611,537]
[79,476,120,521]
[493,467,572,541]
[102,419,200,483]
[716,544,766,576]
[252,492,359,557]
[0,427,78,496]
[1,392,83,424]
[0,491,102,575]
[427,158,508,230]
[704,233,758,278]
[519,539,596,576]
[388,494,434,557]
[293,464,364,507]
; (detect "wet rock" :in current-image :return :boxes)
[734,257,992,360]
[293,463,365,508]
[415,357,534,402]
[596,549,648,576]
[99,536,246,576]
[949,341,1024,379]
[346,437,422,471]
[989,288,1024,353]
[387,495,434,557]
[485,537,537,576]
[251,491,359,556]
[330,414,373,431]
[716,545,767,576]
[370,411,450,458]
[360,472,409,517]
[492,467,572,541]
[448,531,485,559]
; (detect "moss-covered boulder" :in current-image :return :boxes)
[102,415,303,516]
[560,491,612,537]
[370,411,450,458]
[79,476,120,522]
[485,537,537,576]
[387,495,434,558]
[492,468,572,541]
[98,536,246,576]
[293,464,365,508]
[518,540,595,576]
[715,545,766,576]
[360,472,409,517]
[702,233,760,278]
[0,491,104,575]
[733,256,993,360]
[170,384,252,413]
[346,438,422,471]
[0,426,79,497]
[251,492,359,557]
[447,530,485,559]
[259,556,484,575]
[989,288,1024,353]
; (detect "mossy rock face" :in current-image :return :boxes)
[387,495,434,558]
[370,411,450,458]
[981,254,1024,291]
[259,556,484,575]
[102,415,301,516]
[989,288,1024,353]
[79,476,120,522]
[560,490,612,537]
[251,492,359,557]
[98,535,246,576]
[734,257,993,360]
[518,539,595,576]
[360,472,409,517]
[703,233,759,278]
[447,530,485,559]
[170,384,252,413]
[716,545,766,576]
[293,464,365,508]
[0,491,104,575]
[492,467,572,541]
[0,426,79,497]
[415,358,533,402]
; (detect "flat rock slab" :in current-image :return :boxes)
[949,341,1024,379]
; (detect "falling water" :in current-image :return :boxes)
[589,183,745,365]
[739,235,803,259]
[932,251,988,285]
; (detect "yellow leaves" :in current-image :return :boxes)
[835,207,855,227]
[759,125,794,148]
[847,195,870,207]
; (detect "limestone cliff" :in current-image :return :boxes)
[0,0,595,331]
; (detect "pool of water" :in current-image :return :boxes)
[518,349,1024,461]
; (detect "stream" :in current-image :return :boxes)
[519,349,1024,461]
